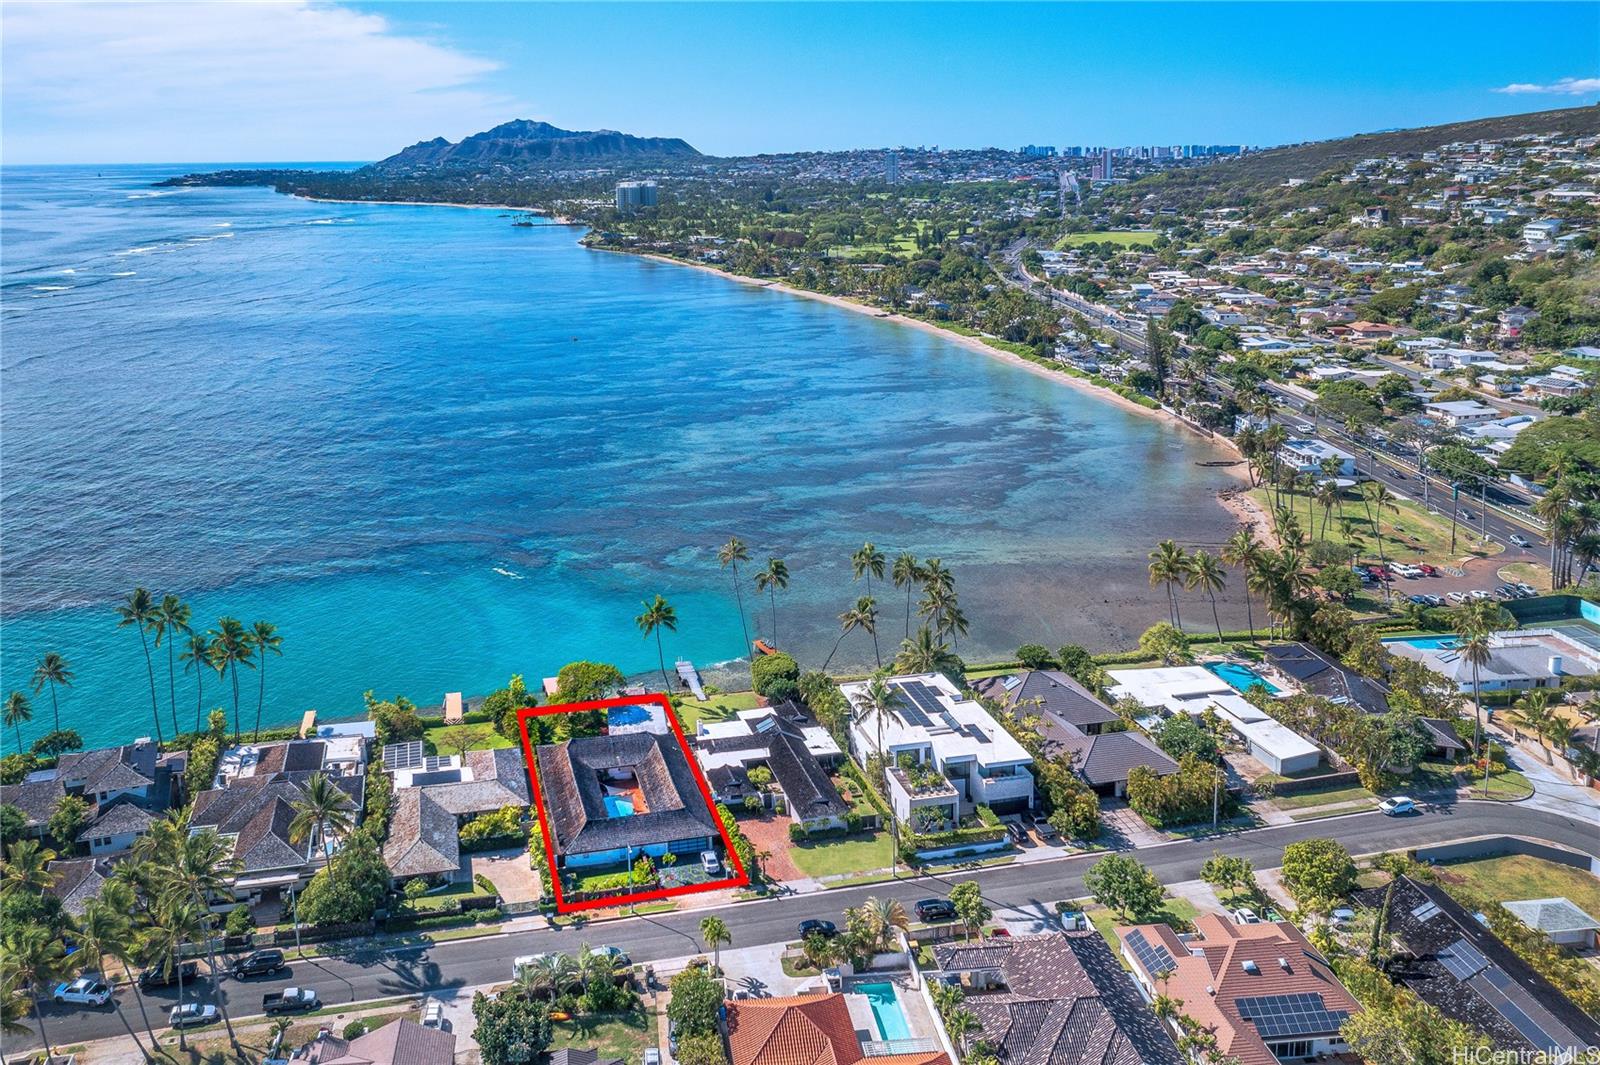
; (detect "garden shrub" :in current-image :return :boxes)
[751,652,800,696]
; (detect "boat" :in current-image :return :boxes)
[752,639,778,657]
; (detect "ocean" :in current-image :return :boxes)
[1,164,1247,748]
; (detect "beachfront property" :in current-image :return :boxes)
[1116,915,1363,1065]
[1357,876,1600,1055]
[1383,628,1600,692]
[725,991,948,1065]
[693,703,852,831]
[975,669,1177,795]
[213,728,370,789]
[380,743,531,884]
[839,672,1034,824]
[0,739,185,848]
[1275,437,1356,477]
[533,732,721,869]
[1261,643,1391,715]
[1104,666,1323,776]
[931,932,1183,1065]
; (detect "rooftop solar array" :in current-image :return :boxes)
[894,680,946,727]
[1236,993,1351,1039]
[381,740,451,773]
[1411,899,1443,923]
[1126,929,1175,976]
[1438,938,1491,981]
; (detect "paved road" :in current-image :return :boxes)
[18,802,1598,1052]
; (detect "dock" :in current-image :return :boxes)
[675,658,707,700]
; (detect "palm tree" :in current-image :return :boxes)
[1,964,35,1048]
[141,895,207,1051]
[151,596,192,738]
[852,542,886,597]
[859,896,909,950]
[823,596,879,671]
[151,818,242,1046]
[4,692,32,753]
[1314,479,1340,539]
[1221,528,1262,642]
[4,923,68,1061]
[1545,719,1576,775]
[943,1008,980,1055]
[514,952,578,1000]
[250,620,283,741]
[2,838,57,896]
[891,553,923,639]
[1452,602,1496,795]
[1535,486,1572,587]
[1516,691,1554,764]
[921,558,953,603]
[208,617,255,743]
[117,587,165,745]
[288,772,356,875]
[180,632,214,734]
[895,626,958,676]
[635,596,679,695]
[937,602,969,652]
[717,537,753,656]
[1148,540,1189,629]
[754,558,789,647]
[699,916,731,973]
[75,896,153,1060]
[29,652,72,733]
[1185,550,1228,641]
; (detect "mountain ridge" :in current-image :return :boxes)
[368,119,701,171]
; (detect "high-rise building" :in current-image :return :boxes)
[1099,149,1113,180]
[1020,144,1056,158]
[614,180,658,213]
[885,151,900,184]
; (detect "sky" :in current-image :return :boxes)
[3,1,1598,164]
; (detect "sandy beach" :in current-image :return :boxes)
[296,193,577,224]
[1217,485,1280,549]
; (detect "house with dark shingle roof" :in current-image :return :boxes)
[379,744,531,886]
[695,703,850,830]
[725,992,948,1065]
[1362,876,1600,1054]
[46,856,114,917]
[1,740,184,842]
[190,771,364,901]
[78,797,158,855]
[932,932,1182,1065]
[383,789,464,883]
[535,732,721,869]
[1263,642,1390,714]
[974,671,1121,735]
[549,1049,624,1065]
[289,1016,456,1064]
[1115,915,1361,1065]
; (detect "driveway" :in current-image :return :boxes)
[469,847,540,903]
[738,813,805,882]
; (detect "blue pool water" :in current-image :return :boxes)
[857,982,912,1042]
[1383,635,1460,650]
[1204,662,1280,695]
[602,795,635,817]
[609,705,651,727]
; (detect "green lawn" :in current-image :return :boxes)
[1056,231,1160,249]
[1250,483,1503,566]
[1082,897,1200,962]
[547,1007,659,1061]
[423,720,515,753]
[791,831,894,879]
[407,878,493,912]
[1435,854,1600,916]
[1272,784,1377,811]
[673,691,760,733]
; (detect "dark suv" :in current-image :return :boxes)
[138,961,199,989]
[232,949,286,979]
[915,898,956,922]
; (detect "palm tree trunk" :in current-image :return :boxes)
[108,985,151,1061]
[230,669,241,743]
[822,630,849,672]
[1209,591,1223,641]
[49,683,60,732]
[769,589,778,648]
[656,631,672,696]
[731,564,751,656]
[194,672,204,735]
[174,948,188,1051]
[167,641,179,738]
[871,628,880,666]
[31,995,57,1062]
[13,722,22,753]
[122,959,158,1061]
[192,891,238,1046]
[139,629,164,745]
[905,586,913,639]
[255,657,266,741]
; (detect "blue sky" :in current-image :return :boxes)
[4,1,1598,163]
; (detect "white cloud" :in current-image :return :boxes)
[1492,76,1600,96]
[2,1,528,163]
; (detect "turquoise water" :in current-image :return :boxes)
[857,982,912,1042]
[609,705,651,727]
[1,164,1247,749]
[602,795,635,817]
[1382,635,1460,650]
[1204,661,1280,694]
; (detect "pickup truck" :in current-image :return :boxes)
[262,987,319,1013]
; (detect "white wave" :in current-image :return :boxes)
[304,219,337,225]
[111,271,136,277]
[61,268,76,274]
[117,246,158,255]
[491,566,525,581]
[32,285,70,291]
[212,222,232,228]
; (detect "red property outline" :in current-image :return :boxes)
[516,694,750,913]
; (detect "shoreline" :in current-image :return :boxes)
[292,193,576,225]
[1217,485,1280,549]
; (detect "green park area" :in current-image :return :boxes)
[423,719,517,753]
[1056,231,1160,249]
[791,831,894,879]
[672,690,761,733]
[1250,481,1503,565]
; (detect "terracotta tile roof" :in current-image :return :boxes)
[1114,915,1361,1065]
[725,993,885,1065]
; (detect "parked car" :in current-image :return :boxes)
[668,1018,680,1055]
[53,977,112,1007]
[798,919,838,939]
[700,850,722,876]
[916,898,956,922]
[263,987,319,1013]
[644,1050,662,1065]
[591,945,629,967]
[1446,591,1468,604]
[512,954,550,979]
[1379,796,1418,816]
[1509,534,1532,548]
[1230,907,1261,925]
[138,961,199,990]
[168,1003,219,1029]
[1468,589,1493,601]
[1331,908,1356,924]
[1393,564,1423,579]
[1408,594,1429,605]
[1294,423,1314,435]
[1005,821,1028,845]
[1034,818,1059,840]
[421,1001,446,1030]
[1516,582,1538,597]
[232,949,286,979]
[1418,564,1438,577]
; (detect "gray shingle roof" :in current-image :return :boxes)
[383,789,461,878]
[56,742,158,795]
[47,857,112,917]
[77,798,156,843]
[191,772,362,876]
[933,933,1182,1065]
[0,777,65,828]
[695,704,846,822]
[1057,730,1177,787]
[978,672,1121,732]
[537,732,720,857]
[421,748,530,817]
[1264,642,1391,714]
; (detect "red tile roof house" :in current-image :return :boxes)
[1115,914,1362,1065]
[726,993,948,1065]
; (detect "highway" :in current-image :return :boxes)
[16,802,1599,1052]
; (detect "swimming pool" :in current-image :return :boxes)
[602,795,635,817]
[1383,635,1460,650]
[609,705,651,727]
[1204,662,1280,695]
[857,982,912,1042]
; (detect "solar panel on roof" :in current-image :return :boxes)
[1126,930,1175,976]
[1411,899,1443,923]
[382,740,426,771]
[1437,939,1490,981]
[1481,982,1563,1053]
[1236,993,1351,1039]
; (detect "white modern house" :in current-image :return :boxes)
[839,672,1034,826]
[1424,399,1500,428]
[1278,438,1356,477]
[1383,629,1600,693]
[1105,668,1322,775]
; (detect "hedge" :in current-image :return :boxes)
[839,759,892,821]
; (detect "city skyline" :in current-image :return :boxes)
[2,1,1597,164]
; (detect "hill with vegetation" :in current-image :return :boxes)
[371,119,700,172]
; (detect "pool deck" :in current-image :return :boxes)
[842,975,942,1047]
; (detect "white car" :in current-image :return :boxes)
[169,1002,219,1028]
[700,850,722,876]
[1379,796,1418,816]
[1509,534,1531,548]
[1515,582,1538,597]
[512,954,550,978]
[53,977,112,1007]
[1230,907,1261,925]
[644,1050,662,1065]
[590,945,629,966]
[1392,564,1423,579]
[1468,589,1493,601]
[421,1001,446,1029]
[1446,591,1468,604]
